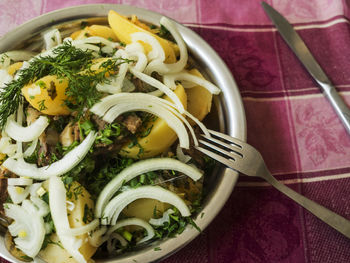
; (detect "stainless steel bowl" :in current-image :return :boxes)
[0,4,246,263]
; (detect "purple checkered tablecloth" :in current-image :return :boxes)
[1,0,350,262]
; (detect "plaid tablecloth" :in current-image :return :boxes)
[1,0,350,262]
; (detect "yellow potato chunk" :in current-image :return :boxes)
[7,62,23,76]
[186,68,213,123]
[70,29,89,40]
[123,199,171,221]
[120,85,187,159]
[108,10,178,63]
[88,25,118,41]
[22,75,70,115]
[39,182,97,263]
[70,25,118,41]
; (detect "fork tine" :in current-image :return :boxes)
[200,135,243,158]
[208,129,243,148]
[195,146,237,170]
[198,139,243,160]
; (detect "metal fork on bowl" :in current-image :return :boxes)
[196,129,350,239]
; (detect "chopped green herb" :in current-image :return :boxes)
[38,99,47,111]
[83,204,94,224]
[36,80,46,89]
[0,42,133,128]
[20,255,33,261]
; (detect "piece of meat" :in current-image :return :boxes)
[73,123,81,142]
[26,107,41,125]
[91,115,107,131]
[59,123,74,147]
[37,132,50,166]
[45,127,59,147]
[123,115,142,134]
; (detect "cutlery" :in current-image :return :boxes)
[261,2,350,135]
[196,129,350,239]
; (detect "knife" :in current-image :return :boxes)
[261,2,350,135]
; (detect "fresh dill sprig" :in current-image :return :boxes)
[0,41,133,128]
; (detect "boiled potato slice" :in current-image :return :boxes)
[123,199,170,221]
[70,25,118,41]
[120,85,187,159]
[88,25,118,41]
[22,75,70,116]
[70,28,89,40]
[108,10,178,63]
[186,68,213,123]
[39,182,97,263]
[21,58,118,116]
[7,62,23,76]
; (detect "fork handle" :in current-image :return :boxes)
[261,168,350,239]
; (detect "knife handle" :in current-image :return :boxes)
[320,82,350,134]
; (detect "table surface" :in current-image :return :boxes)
[1,0,350,262]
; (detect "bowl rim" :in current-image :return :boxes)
[0,4,247,263]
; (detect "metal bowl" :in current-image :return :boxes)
[0,4,246,263]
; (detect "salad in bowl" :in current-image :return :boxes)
[0,8,225,263]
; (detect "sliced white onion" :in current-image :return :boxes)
[107,232,127,254]
[0,69,13,87]
[7,178,33,186]
[66,200,75,211]
[163,71,221,94]
[72,43,100,52]
[131,32,165,61]
[0,50,36,66]
[121,78,136,92]
[61,219,99,236]
[106,101,189,148]
[43,29,62,50]
[102,186,190,225]
[3,131,97,180]
[90,93,188,149]
[147,89,164,97]
[5,200,46,258]
[125,41,148,72]
[7,185,31,204]
[155,99,198,146]
[97,92,207,146]
[0,136,17,156]
[30,196,50,217]
[23,138,38,157]
[127,51,148,72]
[5,116,49,142]
[73,36,119,48]
[96,80,122,94]
[125,42,145,53]
[0,55,10,68]
[89,226,108,247]
[13,104,24,159]
[95,157,202,218]
[29,183,44,197]
[129,67,185,113]
[97,49,129,94]
[176,144,191,163]
[144,17,188,75]
[49,176,86,263]
[149,209,175,226]
[101,46,114,55]
[107,218,155,244]
[0,131,17,157]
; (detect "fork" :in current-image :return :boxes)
[196,129,350,239]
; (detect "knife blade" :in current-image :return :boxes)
[261,1,350,135]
